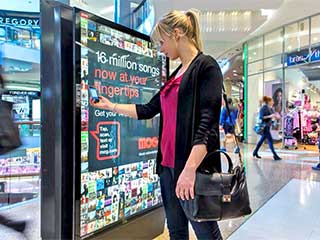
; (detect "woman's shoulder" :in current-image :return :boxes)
[195,53,220,68]
[260,105,269,112]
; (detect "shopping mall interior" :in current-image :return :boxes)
[1,0,320,239]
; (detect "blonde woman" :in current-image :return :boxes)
[91,10,223,239]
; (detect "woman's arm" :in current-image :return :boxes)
[260,106,274,120]
[262,114,274,119]
[219,107,226,126]
[175,144,207,201]
[90,91,161,120]
[176,58,223,200]
[90,96,138,118]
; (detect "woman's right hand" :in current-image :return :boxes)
[90,95,114,110]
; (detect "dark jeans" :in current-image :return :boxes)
[160,167,222,240]
[254,125,277,155]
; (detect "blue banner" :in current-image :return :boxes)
[286,46,320,66]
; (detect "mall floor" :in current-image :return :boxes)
[1,143,320,240]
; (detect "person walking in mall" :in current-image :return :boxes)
[219,97,240,153]
[0,53,26,234]
[91,9,223,240]
[253,96,282,161]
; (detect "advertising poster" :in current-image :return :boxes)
[78,11,166,237]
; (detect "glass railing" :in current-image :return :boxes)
[16,120,41,137]
[131,0,155,35]
[0,25,41,50]
[0,121,40,209]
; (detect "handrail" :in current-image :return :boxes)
[15,121,41,125]
[132,0,148,14]
[0,173,40,178]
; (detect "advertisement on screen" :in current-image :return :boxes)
[77,11,166,237]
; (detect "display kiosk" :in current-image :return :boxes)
[40,1,166,239]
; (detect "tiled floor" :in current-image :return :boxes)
[0,199,39,240]
[228,179,320,240]
[1,143,320,239]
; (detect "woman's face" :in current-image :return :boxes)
[159,32,179,60]
[277,91,282,102]
[268,100,274,107]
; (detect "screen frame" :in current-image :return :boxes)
[74,7,167,239]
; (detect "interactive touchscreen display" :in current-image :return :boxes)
[77,11,166,237]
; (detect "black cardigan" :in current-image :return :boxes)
[136,52,223,183]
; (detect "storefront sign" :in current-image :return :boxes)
[286,49,309,66]
[310,47,320,62]
[286,47,320,66]
[8,90,40,97]
[0,16,39,27]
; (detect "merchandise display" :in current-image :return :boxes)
[76,10,166,237]
[284,91,320,148]
[0,148,40,176]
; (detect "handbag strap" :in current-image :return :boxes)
[191,78,243,167]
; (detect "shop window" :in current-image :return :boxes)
[248,60,263,75]
[247,73,263,143]
[248,37,263,62]
[285,19,310,52]
[264,55,283,71]
[264,29,283,58]
[285,67,318,115]
[311,15,320,46]
[264,69,283,82]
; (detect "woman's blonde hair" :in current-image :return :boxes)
[151,9,203,51]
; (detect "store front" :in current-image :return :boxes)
[0,9,40,211]
[244,14,320,149]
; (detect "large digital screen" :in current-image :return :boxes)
[76,10,167,237]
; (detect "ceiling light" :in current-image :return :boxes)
[100,6,114,15]
[313,37,318,42]
[260,9,274,18]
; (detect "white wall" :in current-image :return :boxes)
[0,0,39,12]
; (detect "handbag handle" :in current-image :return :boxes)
[203,149,234,173]
[191,73,243,167]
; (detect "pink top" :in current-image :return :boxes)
[160,74,183,168]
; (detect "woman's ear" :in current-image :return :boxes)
[173,28,181,41]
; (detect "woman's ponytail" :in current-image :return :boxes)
[185,10,203,51]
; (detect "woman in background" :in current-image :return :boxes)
[253,96,282,161]
[219,98,239,153]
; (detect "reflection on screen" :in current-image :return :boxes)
[78,11,166,237]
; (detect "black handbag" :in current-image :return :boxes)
[0,87,22,155]
[179,82,252,222]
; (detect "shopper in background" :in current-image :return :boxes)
[219,97,240,153]
[91,9,223,240]
[0,50,27,234]
[253,96,282,161]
